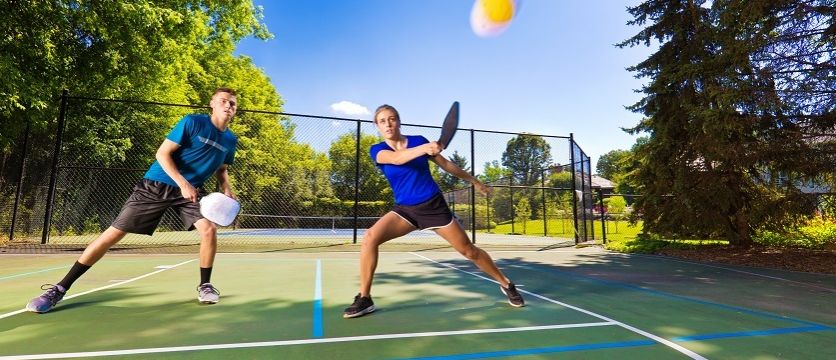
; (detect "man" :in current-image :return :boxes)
[26,87,239,313]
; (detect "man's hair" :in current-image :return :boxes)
[213,87,237,97]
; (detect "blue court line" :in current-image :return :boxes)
[312,259,323,338]
[673,325,834,341]
[397,325,833,360]
[0,266,70,281]
[512,262,829,328]
[395,339,657,360]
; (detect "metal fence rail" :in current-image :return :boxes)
[1,92,595,251]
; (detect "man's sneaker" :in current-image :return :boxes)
[501,283,525,307]
[197,283,220,304]
[26,284,67,313]
[343,294,375,318]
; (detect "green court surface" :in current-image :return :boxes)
[1,248,833,359]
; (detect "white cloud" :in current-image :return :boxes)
[330,101,370,116]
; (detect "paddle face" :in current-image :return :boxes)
[199,192,241,226]
[438,101,459,149]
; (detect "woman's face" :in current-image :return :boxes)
[375,109,400,140]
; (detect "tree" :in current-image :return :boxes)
[596,150,630,181]
[437,151,469,191]
[501,134,553,186]
[618,0,832,246]
[328,132,389,202]
[514,197,531,234]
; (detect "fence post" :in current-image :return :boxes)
[584,158,592,241]
[352,121,361,244]
[509,175,515,234]
[569,133,579,244]
[542,167,547,237]
[42,89,69,244]
[470,129,476,244]
[598,189,607,244]
[10,119,32,242]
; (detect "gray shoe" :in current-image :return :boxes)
[197,283,220,304]
[26,284,67,313]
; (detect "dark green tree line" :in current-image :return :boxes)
[619,0,834,246]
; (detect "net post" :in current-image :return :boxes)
[42,89,69,244]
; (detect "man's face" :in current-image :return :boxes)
[210,92,238,120]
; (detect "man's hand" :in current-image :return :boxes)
[180,182,199,203]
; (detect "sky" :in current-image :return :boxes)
[235,0,654,173]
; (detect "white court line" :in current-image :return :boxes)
[410,252,708,360]
[629,253,836,293]
[0,259,196,321]
[0,322,615,360]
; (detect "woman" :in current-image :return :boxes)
[344,104,524,318]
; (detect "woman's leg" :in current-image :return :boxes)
[359,212,416,296]
[433,221,510,287]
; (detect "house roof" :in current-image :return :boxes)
[591,175,615,189]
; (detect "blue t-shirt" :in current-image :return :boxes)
[370,135,441,205]
[144,114,237,187]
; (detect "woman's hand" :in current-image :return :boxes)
[424,141,442,156]
[474,181,493,196]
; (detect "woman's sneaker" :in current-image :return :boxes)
[197,283,220,304]
[343,294,375,318]
[501,283,525,307]
[26,284,67,313]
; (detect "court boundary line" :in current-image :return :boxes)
[0,259,195,320]
[0,266,70,281]
[409,253,708,360]
[628,253,836,292]
[0,322,615,360]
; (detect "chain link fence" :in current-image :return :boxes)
[1,93,595,252]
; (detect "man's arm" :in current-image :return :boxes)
[215,164,235,199]
[155,139,199,202]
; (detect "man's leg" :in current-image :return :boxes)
[193,219,220,304]
[26,227,128,313]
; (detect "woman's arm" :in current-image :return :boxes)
[430,154,493,195]
[376,142,442,165]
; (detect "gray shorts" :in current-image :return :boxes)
[392,193,455,230]
[111,179,206,235]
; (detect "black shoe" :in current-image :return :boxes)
[501,283,525,307]
[343,293,375,318]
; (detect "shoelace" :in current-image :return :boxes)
[198,284,220,296]
[39,284,64,304]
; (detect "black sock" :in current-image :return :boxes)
[200,267,213,285]
[57,261,92,290]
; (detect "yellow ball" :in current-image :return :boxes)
[480,0,515,24]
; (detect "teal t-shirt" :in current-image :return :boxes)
[144,114,237,187]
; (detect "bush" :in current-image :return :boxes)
[755,217,836,249]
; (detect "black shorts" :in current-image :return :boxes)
[392,193,455,230]
[111,179,206,235]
